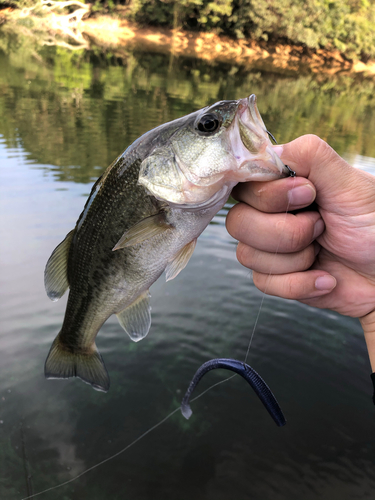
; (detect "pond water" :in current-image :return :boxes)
[1,29,375,500]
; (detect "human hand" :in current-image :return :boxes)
[226,135,375,367]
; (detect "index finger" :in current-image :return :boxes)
[232,176,317,214]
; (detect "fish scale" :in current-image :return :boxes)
[63,158,158,345]
[44,94,290,392]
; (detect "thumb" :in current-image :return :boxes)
[275,135,374,214]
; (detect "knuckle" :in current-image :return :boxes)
[283,222,309,252]
[236,242,250,267]
[305,134,323,149]
[237,245,267,272]
[283,279,295,298]
[305,134,335,162]
[283,274,310,299]
[226,203,251,242]
[225,204,240,238]
[300,245,316,270]
[252,271,265,292]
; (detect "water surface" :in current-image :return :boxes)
[1,30,375,500]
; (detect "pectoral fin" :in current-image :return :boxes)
[116,290,151,342]
[113,213,172,250]
[165,239,197,282]
[44,230,74,301]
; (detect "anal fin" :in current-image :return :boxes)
[165,239,197,282]
[116,290,151,342]
[44,230,74,301]
[44,335,110,392]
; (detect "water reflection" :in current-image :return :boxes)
[351,154,375,175]
[1,29,375,186]
[1,29,375,500]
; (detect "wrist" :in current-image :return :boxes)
[360,310,375,372]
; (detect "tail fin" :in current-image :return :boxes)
[44,335,110,392]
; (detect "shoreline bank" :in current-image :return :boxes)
[1,8,375,76]
[83,16,375,76]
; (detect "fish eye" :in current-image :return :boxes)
[197,113,221,134]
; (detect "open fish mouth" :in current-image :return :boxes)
[234,94,288,178]
[138,93,290,209]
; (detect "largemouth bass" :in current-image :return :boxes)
[44,95,290,392]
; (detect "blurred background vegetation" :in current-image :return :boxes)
[1,0,375,184]
[4,0,375,61]
[128,0,375,60]
[1,26,375,187]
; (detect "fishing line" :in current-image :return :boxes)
[189,174,297,408]
[180,172,297,416]
[244,175,296,363]
[22,175,296,500]
[21,407,179,500]
[20,376,236,500]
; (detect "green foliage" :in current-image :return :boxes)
[125,0,375,59]
[1,26,375,187]
[15,15,35,28]
[127,0,233,31]
[2,0,39,7]
[4,0,375,58]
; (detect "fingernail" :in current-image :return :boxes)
[287,185,315,206]
[315,275,337,291]
[272,145,283,157]
[313,219,325,239]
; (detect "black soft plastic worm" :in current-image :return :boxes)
[181,358,286,427]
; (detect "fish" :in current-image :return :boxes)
[180,358,286,427]
[44,94,291,392]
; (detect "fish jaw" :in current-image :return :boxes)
[138,94,289,209]
[227,94,289,182]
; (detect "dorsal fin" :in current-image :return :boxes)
[44,230,74,301]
